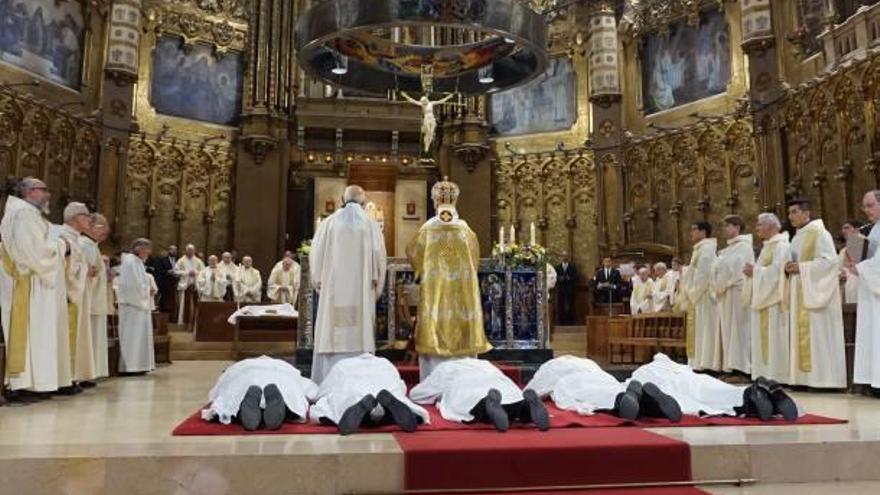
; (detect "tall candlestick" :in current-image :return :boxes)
[510,224,516,244]
[530,222,536,246]
[499,226,505,251]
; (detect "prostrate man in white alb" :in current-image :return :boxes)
[713,215,754,375]
[309,185,387,384]
[310,353,427,435]
[680,221,720,371]
[0,178,67,399]
[651,262,676,313]
[744,213,791,383]
[629,267,654,315]
[267,255,300,304]
[785,198,847,389]
[202,356,318,431]
[116,238,156,374]
[217,252,239,301]
[81,213,111,381]
[410,358,550,432]
[234,256,263,304]
[174,244,204,330]
[849,191,880,392]
[57,202,97,388]
[525,355,681,422]
[197,255,228,302]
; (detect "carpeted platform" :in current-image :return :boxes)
[171,403,845,436]
[394,428,693,491]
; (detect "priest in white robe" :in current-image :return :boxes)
[58,202,96,385]
[202,355,318,430]
[744,213,791,383]
[0,178,66,395]
[267,256,300,304]
[217,252,238,301]
[713,215,754,374]
[629,267,655,314]
[410,358,549,431]
[81,214,111,379]
[174,244,204,329]
[309,185,387,384]
[680,221,721,371]
[310,353,428,434]
[785,198,847,389]
[234,256,262,304]
[651,262,676,313]
[197,255,228,302]
[116,238,156,373]
[850,191,880,389]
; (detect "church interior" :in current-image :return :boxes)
[3,0,880,493]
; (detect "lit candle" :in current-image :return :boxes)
[530,222,536,246]
[499,226,505,251]
[510,224,516,244]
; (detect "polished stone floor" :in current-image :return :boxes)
[2,361,880,494]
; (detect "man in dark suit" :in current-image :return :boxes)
[555,251,579,325]
[148,245,179,313]
[592,256,623,305]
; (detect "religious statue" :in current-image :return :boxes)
[400,91,456,153]
[406,177,491,379]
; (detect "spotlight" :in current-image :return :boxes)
[478,65,494,84]
[331,53,348,75]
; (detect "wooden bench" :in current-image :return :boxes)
[233,315,297,360]
[152,312,171,364]
[607,312,686,365]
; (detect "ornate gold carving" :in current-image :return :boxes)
[624,0,730,39]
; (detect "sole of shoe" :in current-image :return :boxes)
[484,389,509,432]
[338,395,378,436]
[771,390,799,421]
[750,385,774,421]
[642,383,682,422]
[615,391,640,421]
[377,390,418,433]
[262,384,286,431]
[522,389,550,431]
[238,385,263,431]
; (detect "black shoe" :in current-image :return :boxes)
[521,389,550,431]
[614,391,641,421]
[338,395,378,435]
[55,386,79,396]
[484,388,509,432]
[641,383,682,422]
[79,381,97,389]
[745,383,773,421]
[764,379,798,421]
[377,390,418,433]
[626,380,644,400]
[262,384,286,430]
[238,385,263,431]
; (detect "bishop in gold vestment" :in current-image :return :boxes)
[407,178,491,380]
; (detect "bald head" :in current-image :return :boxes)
[242,256,253,268]
[185,244,196,257]
[343,185,366,205]
[207,254,218,267]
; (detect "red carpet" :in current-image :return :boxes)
[172,402,845,436]
[393,428,693,491]
[397,363,522,388]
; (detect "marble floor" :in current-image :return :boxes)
[2,361,880,494]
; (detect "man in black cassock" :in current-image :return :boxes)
[147,245,179,313]
[554,251,579,325]
[592,256,623,305]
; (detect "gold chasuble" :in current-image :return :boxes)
[406,178,491,357]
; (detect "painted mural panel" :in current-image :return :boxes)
[150,36,243,126]
[490,56,576,135]
[640,9,730,114]
[0,0,85,89]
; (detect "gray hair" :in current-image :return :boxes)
[653,262,667,271]
[131,238,152,254]
[343,185,366,204]
[17,177,46,196]
[757,212,782,230]
[63,202,89,223]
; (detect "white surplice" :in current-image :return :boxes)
[234,266,262,303]
[409,358,523,423]
[0,197,65,392]
[115,253,155,373]
[174,255,205,323]
[309,203,387,384]
[46,225,73,388]
[197,266,228,302]
[840,249,860,304]
[217,261,239,290]
[713,234,754,374]
[854,222,880,387]
[525,355,623,415]
[309,354,429,425]
[58,225,95,382]
[749,232,791,382]
[80,235,109,378]
[267,262,300,304]
[202,356,318,424]
[629,278,655,314]
[632,353,746,416]
[652,272,677,313]
[788,220,847,388]
[682,238,721,371]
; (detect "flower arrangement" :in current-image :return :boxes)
[296,239,311,259]
[492,242,547,268]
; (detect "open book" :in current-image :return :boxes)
[846,232,870,263]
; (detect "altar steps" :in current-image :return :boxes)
[169,330,295,361]
[550,325,587,357]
